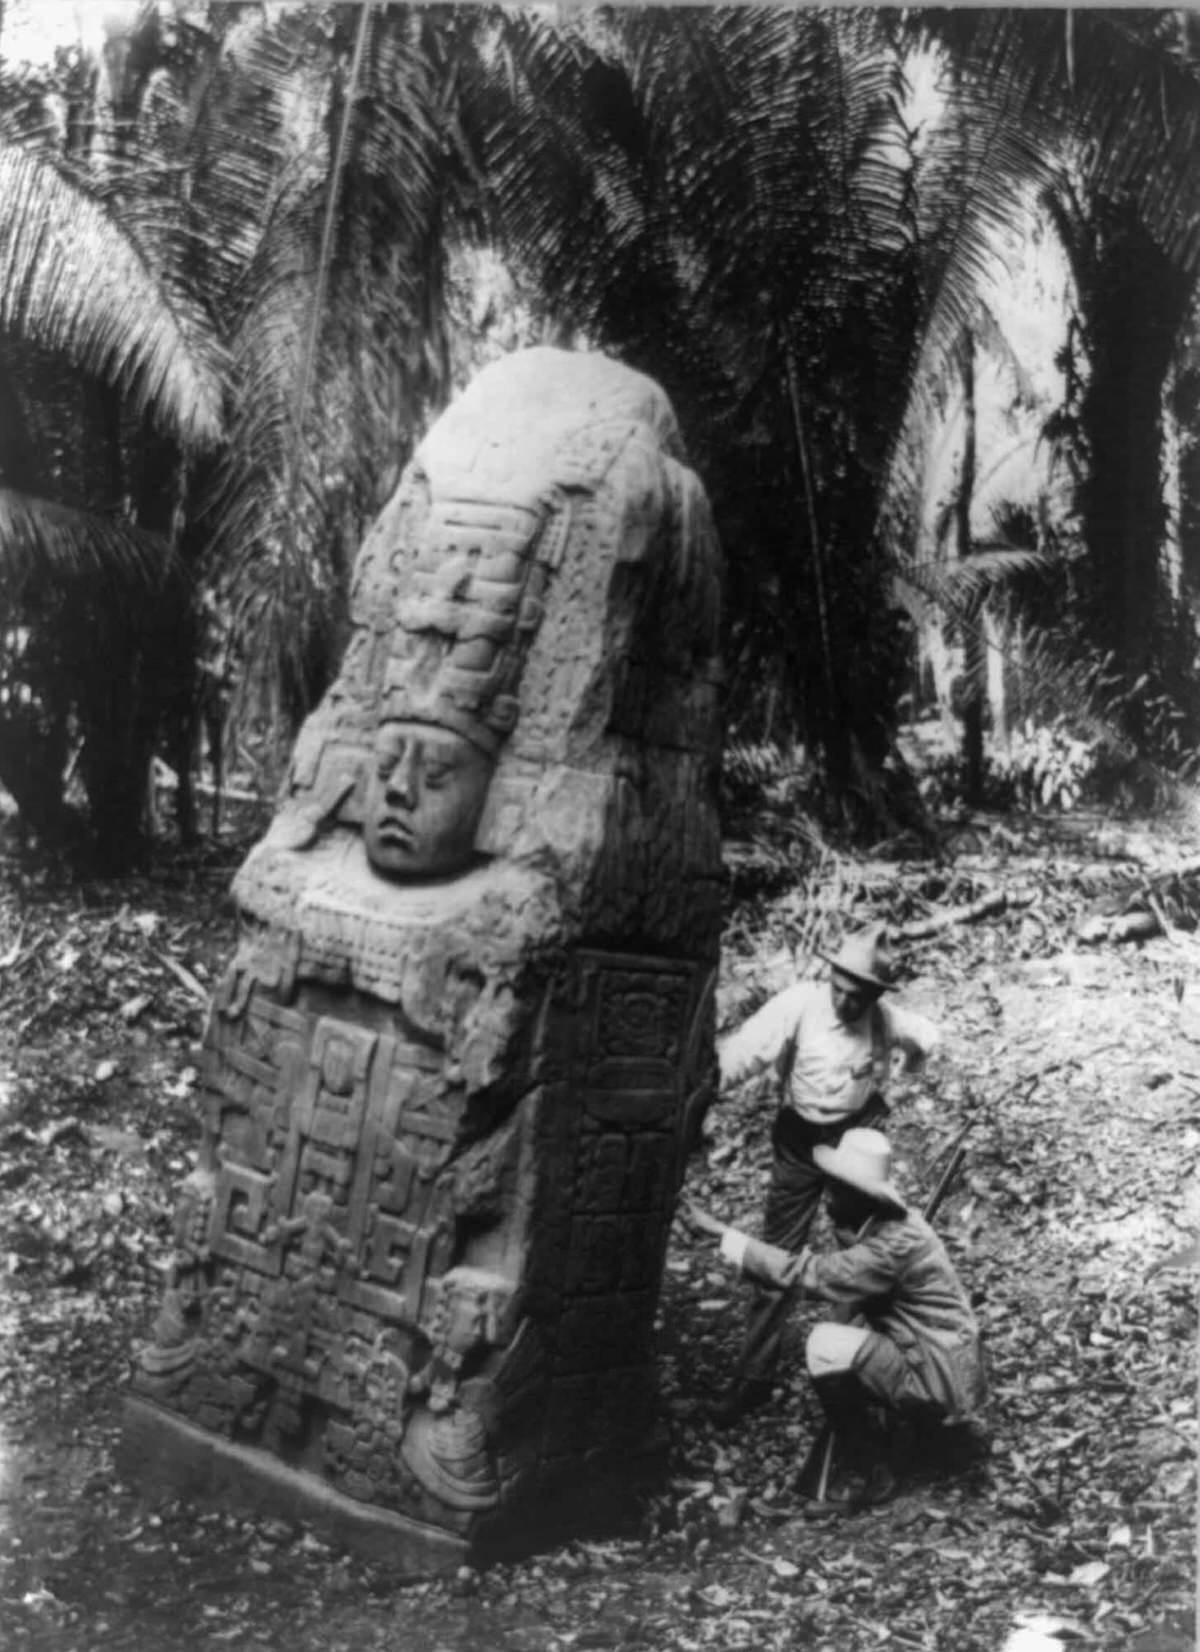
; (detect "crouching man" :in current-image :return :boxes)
[707,1128,988,1509]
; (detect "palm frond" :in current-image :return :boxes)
[993,617,1139,761]
[0,483,172,592]
[925,10,1200,274]
[899,544,1063,614]
[875,58,1065,559]
[0,144,224,447]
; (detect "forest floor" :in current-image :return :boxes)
[0,804,1195,1652]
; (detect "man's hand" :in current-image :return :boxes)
[897,1044,935,1076]
[680,1202,727,1241]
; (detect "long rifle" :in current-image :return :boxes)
[921,1123,974,1226]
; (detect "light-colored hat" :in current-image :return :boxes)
[813,1128,907,1215]
[821,925,895,992]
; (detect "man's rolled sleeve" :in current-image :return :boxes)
[882,1002,940,1071]
[736,1235,809,1289]
[717,983,806,1088]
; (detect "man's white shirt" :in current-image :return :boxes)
[718,979,940,1126]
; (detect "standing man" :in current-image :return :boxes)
[713,925,940,1422]
[710,1128,988,1508]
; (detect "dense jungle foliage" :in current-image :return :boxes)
[0,4,1198,865]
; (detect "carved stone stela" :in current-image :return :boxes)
[121,348,723,1569]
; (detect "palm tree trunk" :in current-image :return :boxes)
[75,378,148,870]
[956,332,984,804]
[134,417,195,846]
[785,345,847,788]
[290,0,375,514]
[1076,206,1193,724]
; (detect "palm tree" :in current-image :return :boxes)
[470,7,937,825]
[916,9,1200,766]
[99,2,493,795]
[1044,182,1197,740]
[203,2,1200,825]
[0,119,224,861]
[0,1,455,850]
[202,3,1200,818]
[9,2,1200,856]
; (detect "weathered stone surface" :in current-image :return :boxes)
[121,347,723,1567]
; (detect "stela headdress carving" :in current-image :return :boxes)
[372,498,563,753]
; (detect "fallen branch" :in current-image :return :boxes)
[898,888,1033,940]
[1077,911,1161,946]
[1076,858,1200,945]
[155,952,209,1006]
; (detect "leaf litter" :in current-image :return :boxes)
[0,810,1193,1650]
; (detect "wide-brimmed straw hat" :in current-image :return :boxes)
[813,1128,907,1215]
[820,925,896,992]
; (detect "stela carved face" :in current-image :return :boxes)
[363,719,494,879]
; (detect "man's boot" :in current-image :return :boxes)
[906,1413,992,1479]
[798,1373,895,1510]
